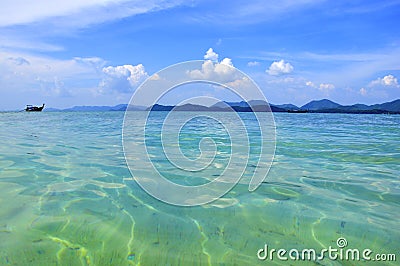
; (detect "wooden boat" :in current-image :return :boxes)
[25,104,45,112]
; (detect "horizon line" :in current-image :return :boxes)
[35,97,400,110]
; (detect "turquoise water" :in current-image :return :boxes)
[0,111,399,265]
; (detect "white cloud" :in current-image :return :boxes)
[187,57,254,91]
[267,60,293,75]
[0,0,185,27]
[305,81,316,87]
[283,77,295,83]
[149,73,161,81]
[305,81,335,92]
[319,83,335,90]
[225,76,252,90]
[100,64,148,93]
[359,88,367,96]
[247,61,260,67]
[0,51,101,86]
[248,48,400,90]
[0,51,107,109]
[220,57,233,67]
[204,48,219,62]
[189,0,326,25]
[187,53,251,88]
[382,75,398,86]
[0,1,186,54]
[0,51,150,109]
[317,83,335,96]
[369,74,399,87]
[304,80,335,95]
[36,76,72,97]
[188,59,237,83]
[0,34,64,52]
[74,57,105,69]
[0,0,108,26]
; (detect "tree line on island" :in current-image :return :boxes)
[45,99,400,114]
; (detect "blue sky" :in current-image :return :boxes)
[0,0,399,110]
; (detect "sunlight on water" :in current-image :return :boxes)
[0,111,399,265]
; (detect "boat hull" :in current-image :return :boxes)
[25,105,45,112]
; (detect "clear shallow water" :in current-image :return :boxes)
[0,111,399,265]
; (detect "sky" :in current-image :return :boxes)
[0,0,400,110]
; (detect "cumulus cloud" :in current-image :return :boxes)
[99,64,148,93]
[305,81,316,87]
[319,83,335,90]
[359,88,367,96]
[305,81,335,92]
[220,57,233,67]
[267,60,293,75]
[369,74,399,87]
[187,54,254,91]
[382,75,398,86]
[317,83,335,96]
[204,48,219,62]
[188,58,237,83]
[247,61,260,67]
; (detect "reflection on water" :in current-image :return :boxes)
[0,112,399,265]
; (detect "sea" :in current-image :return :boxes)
[0,111,398,265]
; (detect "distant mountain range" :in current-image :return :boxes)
[45,104,147,112]
[301,99,341,110]
[44,99,400,114]
[298,99,400,113]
